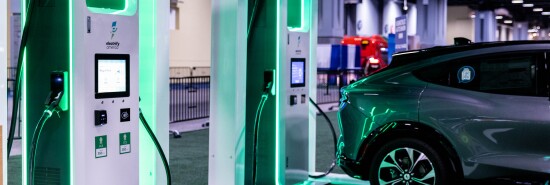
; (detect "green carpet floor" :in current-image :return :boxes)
[8,111,342,185]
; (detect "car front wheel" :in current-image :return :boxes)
[369,138,454,185]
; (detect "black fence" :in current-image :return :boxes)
[170,76,210,123]
[316,68,364,104]
[7,67,16,93]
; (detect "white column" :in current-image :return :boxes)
[474,10,497,42]
[319,0,344,43]
[155,1,170,185]
[416,0,447,48]
[209,0,247,184]
[1,0,7,184]
[138,0,170,184]
[513,22,528,41]
[356,0,380,36]
[308,0,318,175]
[382,0,403,36]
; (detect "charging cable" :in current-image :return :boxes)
[252,81,274,185]
[139,109,172,185]
[29,91,63,185]
[247,0,264,43]
[308,97,338,179]
[8,0,37,158]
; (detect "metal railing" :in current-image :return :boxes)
[6,67,20,139]
[169,76,211,123]
[316,68,364,104]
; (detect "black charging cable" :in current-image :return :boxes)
[139,109,172,185]
[252,81,273,185]
[8,0,37,158]
[247,0,264,43]
[308,97,338,179]
[29,91,63,185]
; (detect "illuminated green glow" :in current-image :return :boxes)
[86,0,137,16]
[86,0,125,10]
[139,0,157,184]
[69,0,74,183]
[276,0,281,183]
[21,0,27,183]
[287,0,310,32]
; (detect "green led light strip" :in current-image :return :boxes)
[21,0,27,184]
[69,0,74,184]
[86,0,137,16]
[276,0,281,184]
[288,0,310,32]
[139,0,158,184]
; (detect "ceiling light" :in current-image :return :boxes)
[495,15,503,19]
[504,20,513,24]
[470,14,476,19]
[543,12,550,15]
[534,8,543,12]
[512,0,523,3]
[523,4,534,7]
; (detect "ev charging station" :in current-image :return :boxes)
[231,0,365,184]
[14,0,169,184]
[244,0,318,184]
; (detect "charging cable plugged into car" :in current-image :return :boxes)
[251,69,340,182]
[308,97,338,179]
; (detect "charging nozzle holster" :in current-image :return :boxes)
[45,71,69,111]
[263,69,276,96]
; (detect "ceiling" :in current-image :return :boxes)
[447,0,550,28]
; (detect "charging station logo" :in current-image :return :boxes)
[111,21,118,39]
[106,21,120,49]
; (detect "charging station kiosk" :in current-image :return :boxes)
[18,0,168,184]
[237,0,369,184]
[245,0,315,184]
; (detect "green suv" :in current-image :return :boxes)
[338,41,550,185]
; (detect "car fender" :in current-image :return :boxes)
[355,121,463,178]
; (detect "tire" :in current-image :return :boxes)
[369,138,455,185]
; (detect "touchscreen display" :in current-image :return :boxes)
[98,59,126,93]
[291,58,306,87]
[95,54,130,99]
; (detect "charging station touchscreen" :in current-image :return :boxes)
[98,59,125,92]
[291,58,306,87]
[95,54,130,98]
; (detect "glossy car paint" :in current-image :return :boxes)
[338,42,550,180]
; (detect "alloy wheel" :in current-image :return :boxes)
[378,147,436,185]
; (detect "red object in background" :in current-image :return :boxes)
[341,35,389,76]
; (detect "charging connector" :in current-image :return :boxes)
[46,71,68,111]
[252,69,276,184]
[263,69,275,95]
[29,71,68,185]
